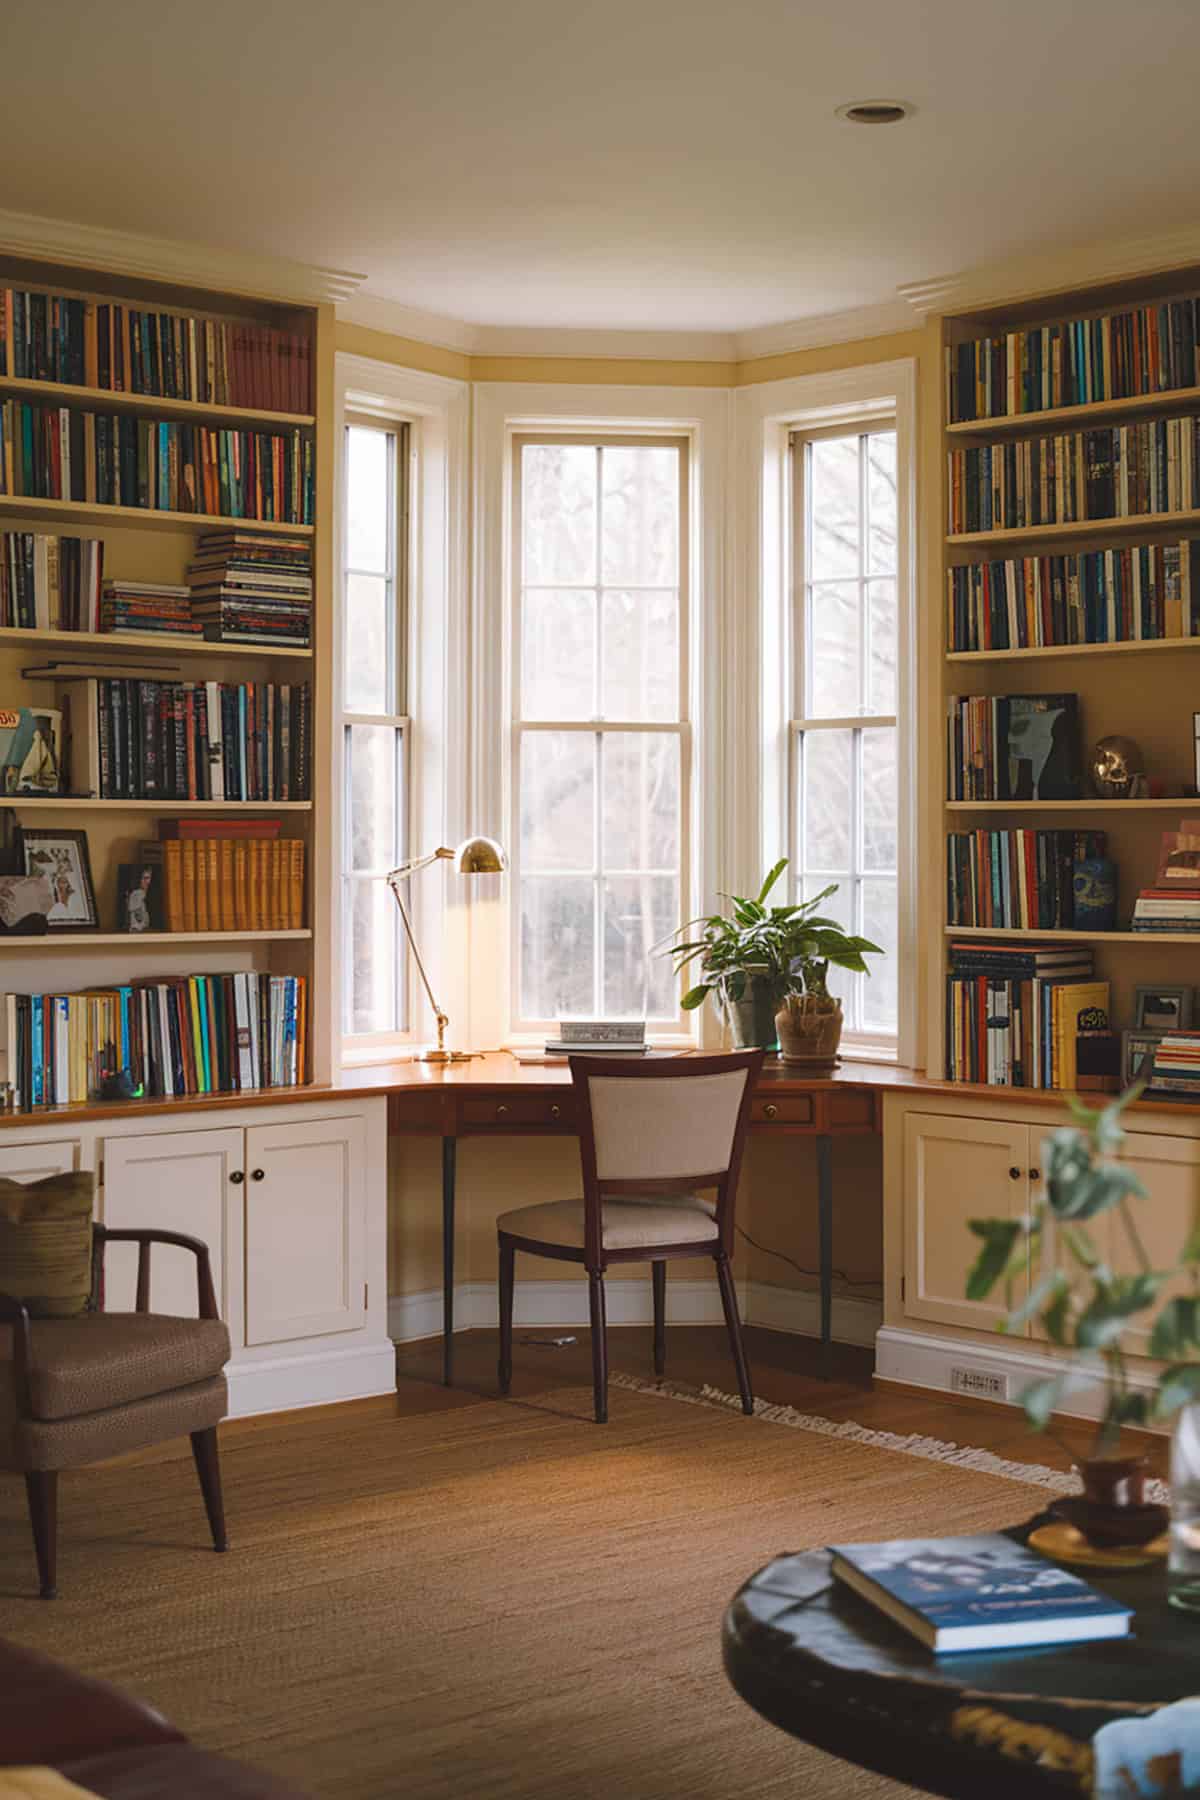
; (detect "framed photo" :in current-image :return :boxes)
[1133,986,1192,1032]
[1122,1030,1163,1087]
[116,862,163,934]
[0,707,63,796]
[1156,827,1200,888]
[20,829,98,932]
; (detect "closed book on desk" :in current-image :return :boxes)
[829,1534,1131,1654]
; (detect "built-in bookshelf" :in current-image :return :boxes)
[936,268,1200,1092]
[0,250,330,1105]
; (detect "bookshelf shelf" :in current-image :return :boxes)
[947,637,1200,664]
[945,384,1200,439]
[0,495,314,537]
[7,799,312,813]
[944,925,1200,945]
[0,929,312,950]
[945,798,1189,813]
[0,374,315,431]
[0,625,312,661]
[946,508,1200,552]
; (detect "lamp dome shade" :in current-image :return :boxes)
[453,835,507,875]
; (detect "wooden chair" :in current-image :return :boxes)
[0,1223,231,1598]
[496,1050,764,1423]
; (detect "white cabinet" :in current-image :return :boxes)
[903,1111,1032,1333]
[243,1115,367,1345]
[0,1139,83,1180]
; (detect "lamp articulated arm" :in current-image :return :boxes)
[384,836,506,1063]
[386,859,453,1059]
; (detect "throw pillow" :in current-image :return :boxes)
[0,1170,95,1317]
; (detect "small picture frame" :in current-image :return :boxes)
[1122,1029,1163,1087]
[116,862,164,934]
[1156,827,1200,888]
[1133,986,1192,1033]
[20,828,98,933]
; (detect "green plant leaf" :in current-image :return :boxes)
[1075,1272,1165,1349]
[1006,1269,1068,1331]
[756,859,789,905]
[1154,1362,1200,1419]
[1042,1282,1072,1345]
[1019,1364,1102,1431]
[1058,1225,1102,1270]
[966,1219,1024,1300]
[680,985,710,1010]
[1150,1295,1200,1361]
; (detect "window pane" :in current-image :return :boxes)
[522,588,595,721]
[867,578,897,716]
[347,724,398,872]
[602,733,680,872]
[602,589,678,721]
[861,727,897,872]
[348,879,398,1034]
[802,729,852,870]
[603,875,678,1018]
[861,878,898,1033]
[520,876,594,1018]
[522,445,597,585]
[867,432,897,576]
[346,426,389,573]
[808,582,860,717]
[344,571,389,714]
[809,437,859,579]
[520,732,594,872]
[601,446,679,585]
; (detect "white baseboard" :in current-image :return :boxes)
[227,1341,398,1418]
[388,1279,881,1350]
[874,1325,1165,1430]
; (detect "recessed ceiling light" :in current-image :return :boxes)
[835,100,915,125]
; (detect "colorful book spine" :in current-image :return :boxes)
[948,540,1200,651]
[948,417,1200,534]
[947,830,1107,930]
[72,679,310,802]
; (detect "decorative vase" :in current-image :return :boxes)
[1072,854,1118,931]
[1169,1404,1200,1610]
[721,974,779,1051]
[774,995,843,1071]
[1052,1452,1167,1550]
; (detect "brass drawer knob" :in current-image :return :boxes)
[1009,1166,1021,1180]
[550,1104,561,1119]
[763,1103,778,1120]
[496,1104,510,1118]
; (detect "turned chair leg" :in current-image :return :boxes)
[24,1470,58,1600]
[652,1260,667,1379]
[715,1254,754,1416]
[190,1427,228,1553]
[498,1235,516,1394]
[588,1269,609,1424]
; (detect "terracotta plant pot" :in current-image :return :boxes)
[775,995,843,1071]
[1051,1453,1168,1549]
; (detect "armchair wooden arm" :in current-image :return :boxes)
[0,1288,34,1415]
[93,1225,220,1321]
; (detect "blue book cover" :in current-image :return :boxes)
[829,1534,1132,1654]
[30,996,43,1106]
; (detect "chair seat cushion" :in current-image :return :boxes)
[497,1195,718,1251]
[1,1313,231,1421]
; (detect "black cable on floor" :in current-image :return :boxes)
[735,1224,884,1294]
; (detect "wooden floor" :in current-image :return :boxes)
[396,1323,1170,1478]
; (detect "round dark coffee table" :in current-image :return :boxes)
[722,1523,1200,1799]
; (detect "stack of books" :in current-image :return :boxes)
[158,819,304,932]
[1131,888,1200,934]
[946,693,1080,802]
[187,530,312,647]
[1148,1033,1200,1101]
[948,417,1200,535]
[100,580,198,639]
[947,540,1200,652]
[542,1021,647,1056]
[947,830,1104,930]
[0,531,103,631]
[945,941,1104,1088]
[4,971,306,1109]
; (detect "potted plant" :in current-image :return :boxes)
[967,1083,1200,1549]
[661,859,881,1058]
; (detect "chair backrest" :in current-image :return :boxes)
[569,1050,764,1260]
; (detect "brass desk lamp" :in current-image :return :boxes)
[386,836,507,1062]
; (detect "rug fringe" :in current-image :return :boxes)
[609,1372,1171,1504]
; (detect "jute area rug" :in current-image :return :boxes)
[0,1377,1072,1800]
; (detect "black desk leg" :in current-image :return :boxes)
[442,1136,457,1387]
[817,1133,833,1371]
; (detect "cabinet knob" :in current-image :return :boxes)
[251,1168,266,1182]
[1009,1166,1022,1180]
[229,1170,245,1186]
[763,1103,778,1120]
[550,1104,561,1118]
[496,1104,510,1119]
[1029,1167,1042,1182]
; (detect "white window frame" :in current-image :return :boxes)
[332,354,469,1069]
[472,384,731,1052]
[735,359,918,1066]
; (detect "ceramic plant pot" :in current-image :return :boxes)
[775,995,843,1071]
[721,974,779,1051]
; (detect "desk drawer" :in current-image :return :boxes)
[751,1095,814,1127]
[460,1096,575,1130]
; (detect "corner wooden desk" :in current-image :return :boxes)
[384,1054,891,1386]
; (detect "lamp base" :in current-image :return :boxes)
[416,1048,478,1064]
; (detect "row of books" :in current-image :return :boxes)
[101,581,196,637]
[1145,1033,1200,1101]
[947,417,1200,535]
[3,971,306,1109]
[945,942,1105,1090]
[188,529,312,647]
[161,833,305,933]
[1132,887,1200,933]
[947,830,1106,932]
[947,540,1200,652]
[0,402,314,525]
[946,692,1080,802]
[73,678,310,801]
[0,289,312,414]
[947,294,1200,422]
[0,530,104,632]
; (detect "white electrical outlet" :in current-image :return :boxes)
[950,1366,1008,1401]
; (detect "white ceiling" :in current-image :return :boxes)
[5,0,1200,336]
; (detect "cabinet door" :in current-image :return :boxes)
[243,1115,367,1346]
[1105,1130,1200,1359]
[904,1112,1031,1332]
[100,1128,245,1342]
[0,1140,83,1181]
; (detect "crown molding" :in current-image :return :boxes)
[734,299,918,362]
[899,223,1200,320]
[0,207,364,306]
[336,290,479,353]
[470,322,737,360]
